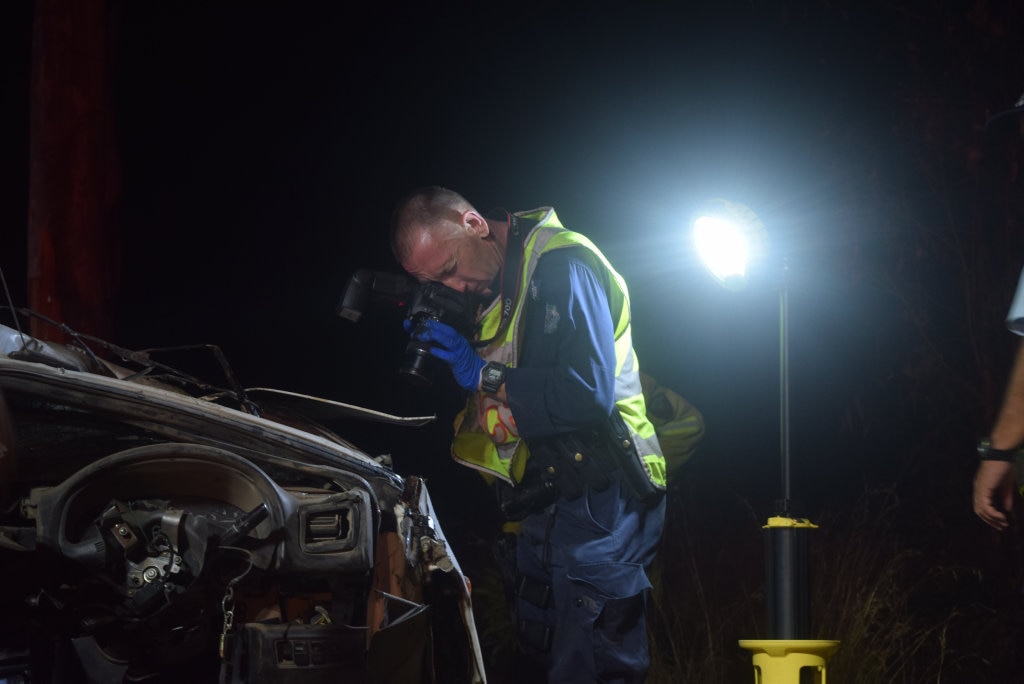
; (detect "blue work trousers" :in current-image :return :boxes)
[514,476,666,683]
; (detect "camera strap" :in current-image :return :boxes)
[474,210,529,348]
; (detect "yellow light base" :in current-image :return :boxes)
[738,639,840,684]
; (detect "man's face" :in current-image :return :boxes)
[401,213,503,297]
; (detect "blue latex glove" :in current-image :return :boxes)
[408,319,486,391]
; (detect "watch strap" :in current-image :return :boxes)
[977,438,1020,462]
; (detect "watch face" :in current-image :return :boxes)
[482,363,505,393]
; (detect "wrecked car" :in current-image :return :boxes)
[0,309,485,683]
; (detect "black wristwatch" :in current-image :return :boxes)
[479,361,507,394]
[977,438,1020,462]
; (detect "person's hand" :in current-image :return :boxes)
[409,319,485,391]
[973,459,1016,530]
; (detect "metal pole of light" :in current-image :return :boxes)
[763,258,811,641]
[718,210,839,680]
[780,259,792,509]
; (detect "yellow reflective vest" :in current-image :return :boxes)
[451,207,667,493]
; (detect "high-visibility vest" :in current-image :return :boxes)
[451,207,666,492]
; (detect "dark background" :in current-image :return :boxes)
[1,0,1020,513]
[4,3,1024,675]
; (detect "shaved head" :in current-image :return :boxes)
[389,186,475,264]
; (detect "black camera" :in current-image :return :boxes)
[400,281,475,385]
[337,269,475,386]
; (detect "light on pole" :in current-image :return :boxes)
[689,198,840,682]
[691,199,767,291]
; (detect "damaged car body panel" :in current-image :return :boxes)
[0,314,486,683]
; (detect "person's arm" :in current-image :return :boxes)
[411,249,618,435]
[990,339,1024,449]
[505,250,617,439]
[974,339,1024,530]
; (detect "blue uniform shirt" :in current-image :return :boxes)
[504,247,618,439]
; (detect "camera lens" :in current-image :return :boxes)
[399,338,437,385]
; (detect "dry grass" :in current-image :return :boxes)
[465,481,1024,683]
[644,486,1023,683]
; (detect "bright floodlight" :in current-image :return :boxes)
[691,199,767,290]
[693,215,750,284]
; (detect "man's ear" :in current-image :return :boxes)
[463,210,489,238]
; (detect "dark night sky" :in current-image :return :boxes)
[2,1,1022,521]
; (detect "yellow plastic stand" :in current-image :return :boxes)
[738,639,840,684]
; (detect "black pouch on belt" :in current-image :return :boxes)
[606,411,663,505]
[495,473,559,522]
[528,426,615,500]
